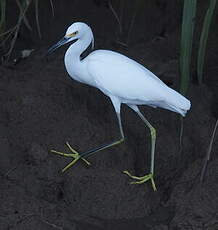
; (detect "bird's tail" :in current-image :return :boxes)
[162,86,191,117]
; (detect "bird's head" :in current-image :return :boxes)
[47,22,94,55]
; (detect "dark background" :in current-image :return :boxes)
[0,0,218,229]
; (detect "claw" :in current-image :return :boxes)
[50,142,91,172]
[123,170,157,191]
[130,175,151,184]
[62,157,80,172]
[65,142,91,166]
[51,149,76,158]
[65,142,78,154]
[123,170,147,180]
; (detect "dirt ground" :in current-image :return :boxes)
[0,0,218,229]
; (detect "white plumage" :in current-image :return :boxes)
[48,22,191,191]
[86,50,190,115]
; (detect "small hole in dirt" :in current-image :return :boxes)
[57,189,64,201]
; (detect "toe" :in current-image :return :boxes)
[66,142,79,154]
[62,157,79,172]
[130,175,152,184]
[51,150,74,157]
[123,170,148,180]
[151,178,157,191]
[81,157,91,165]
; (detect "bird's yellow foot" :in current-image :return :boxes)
[123,170,157,191]
[51,142,91,172]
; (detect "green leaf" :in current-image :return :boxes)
[197,0,217,84]
[179,0,197,95]
[0,0,6,35]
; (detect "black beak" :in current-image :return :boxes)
[46,36,69,55]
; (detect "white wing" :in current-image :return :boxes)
[87,50,167,101]
[86,50,190,115]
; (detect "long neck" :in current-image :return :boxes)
[64,31,93,64]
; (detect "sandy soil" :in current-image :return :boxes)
[0,1,218,229]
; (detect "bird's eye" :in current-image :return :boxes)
[68,31,78,37]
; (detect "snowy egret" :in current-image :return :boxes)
[48,22,191,191]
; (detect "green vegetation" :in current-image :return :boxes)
[179,0,197,95]
[0,0,6,35]
[197,0,217,84]
[180,0,217,94]
[0,0,216,80]
[0,0,54,61]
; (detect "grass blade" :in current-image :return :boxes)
[49,0,55,17]
[0,0,6,35]
[5,0,32,60]
[200,118,218,182]
[197,0,217,84]
[126,0,142,45]
[108,0,122,34]
[16,0,32,31]
[119,0,124,28]
[35,0,42,38]
[179,0,197,95]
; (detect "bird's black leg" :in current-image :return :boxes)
[51,112,125,172]
[81,112,124,158]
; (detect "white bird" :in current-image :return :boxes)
[48,22,191,191]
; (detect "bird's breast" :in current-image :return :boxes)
[64,60,95,87]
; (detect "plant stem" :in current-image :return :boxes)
[197,0,217,84]
[179,0,197,95]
